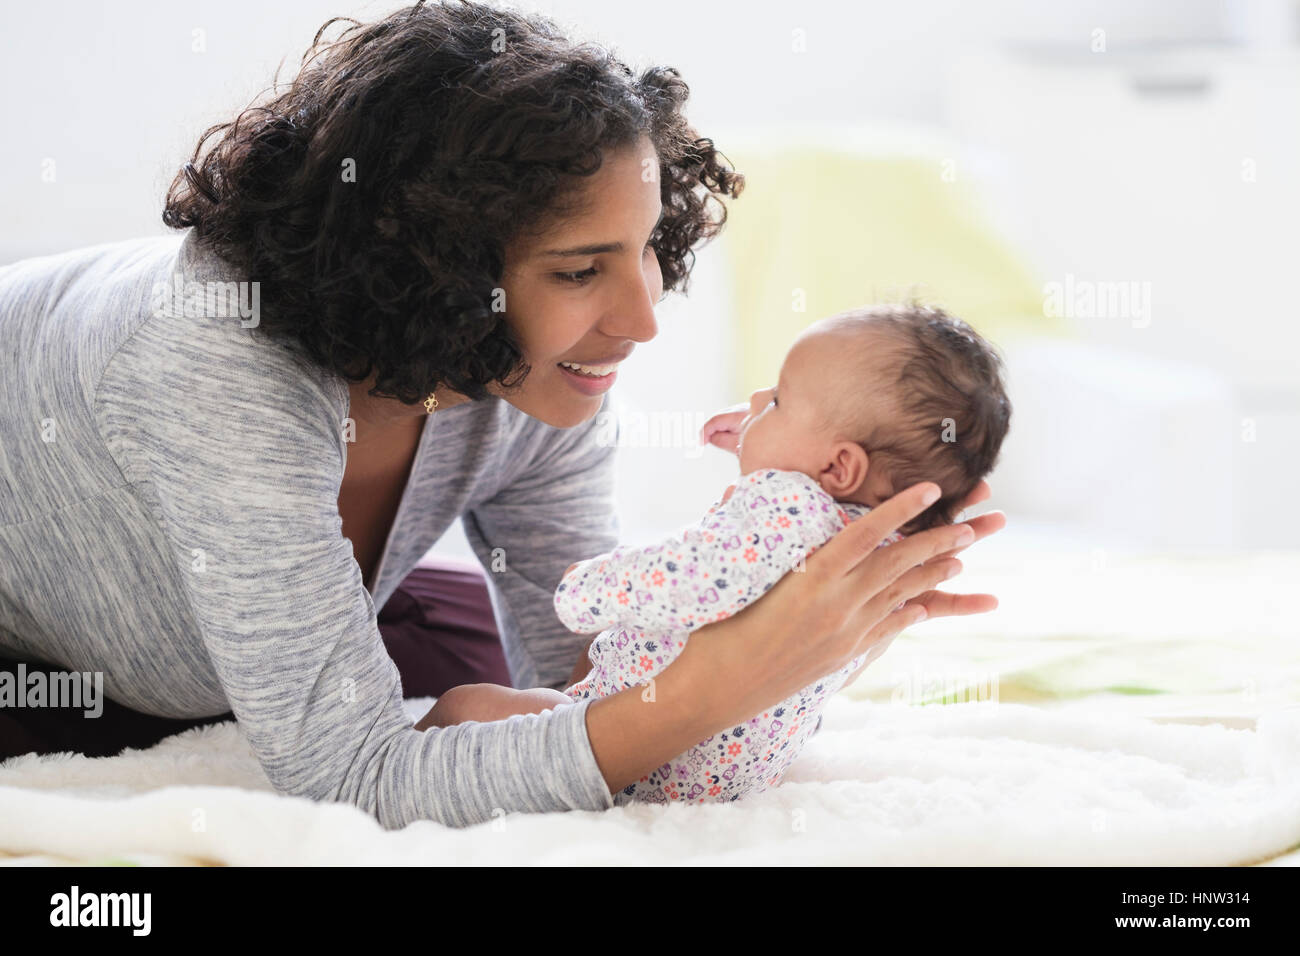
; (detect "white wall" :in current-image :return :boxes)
[0,0,1240,261]
[4,0,1294,552]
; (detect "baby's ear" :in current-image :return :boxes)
[820,442,870,498]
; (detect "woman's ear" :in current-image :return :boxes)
[818,442,870,499]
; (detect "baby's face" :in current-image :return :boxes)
[735,323,892,497]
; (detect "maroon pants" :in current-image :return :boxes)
[0,558,511,761]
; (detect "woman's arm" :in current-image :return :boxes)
[100,318,620,830]
[424,484,1001,793]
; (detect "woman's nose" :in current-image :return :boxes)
[599,273,659,344]
[622,296,659,344]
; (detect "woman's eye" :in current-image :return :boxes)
[556,243,654,285]
[554,267,598,285]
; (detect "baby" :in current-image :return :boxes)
[422,303,1012,805]
[552,304,1011,804]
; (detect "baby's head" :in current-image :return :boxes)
[734,304,1012,534]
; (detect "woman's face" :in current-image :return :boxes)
[492,136,665,428]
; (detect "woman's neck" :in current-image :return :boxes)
[346,377,473,444]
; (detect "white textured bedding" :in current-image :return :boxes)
[2,547,1298,866]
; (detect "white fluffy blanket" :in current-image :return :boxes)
[3,694,1298,866]
[5,548,1299,866]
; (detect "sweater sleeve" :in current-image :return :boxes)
[553,468,849,635]
[96,326,613,830]
[460,393,622,692]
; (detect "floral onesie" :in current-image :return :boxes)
[555,467,905,806]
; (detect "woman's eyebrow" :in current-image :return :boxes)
[539,240,623,259]
[537,205,665,259]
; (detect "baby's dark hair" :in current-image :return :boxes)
[837,304,1012,534]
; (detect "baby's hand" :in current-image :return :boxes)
[699,402,749,455]
[414,683,572,730]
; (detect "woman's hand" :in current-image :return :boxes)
[698,402,749,454]
[825,482,1004,692]
[681,480,1004,728]
[905,479,1003,615]
[414,684,572,731]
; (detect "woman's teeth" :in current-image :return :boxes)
[558,361,619,377]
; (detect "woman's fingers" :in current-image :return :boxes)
[816,481,1001,584]
[857,553,965,627]
[839,512,1001,671]
[852,601,929,663]
[850,584,998,670]
[851,517,976,603]
[954,479,991,514]
[926,510,1006,561]
[907,589,999,617]
[815,481,945,578]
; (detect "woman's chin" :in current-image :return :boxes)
[510,393,605,430]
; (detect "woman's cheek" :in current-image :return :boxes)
[521,299,590,365]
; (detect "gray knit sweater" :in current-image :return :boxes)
[0,230,621,829]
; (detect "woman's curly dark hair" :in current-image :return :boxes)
[162,0,745,404]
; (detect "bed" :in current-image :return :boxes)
[1,544,1296,866]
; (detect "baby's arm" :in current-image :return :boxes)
[554,469,845,637]
[564,636,598,689]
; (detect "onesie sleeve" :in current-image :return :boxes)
[97,321,614,830]
[554,468,847,635]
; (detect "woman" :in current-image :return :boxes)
[0,0,1001,829]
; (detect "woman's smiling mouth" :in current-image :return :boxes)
[557,361,620,395]
[558,360,620,377]
[555,348,633,395]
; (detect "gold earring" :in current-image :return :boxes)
[424,391,438,414]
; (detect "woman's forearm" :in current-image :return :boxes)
[583,618,735,794]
